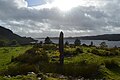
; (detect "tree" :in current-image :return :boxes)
[65,41,69,45]
[44,37,52,44]
[100,42,108,48]
[74,38,81,46]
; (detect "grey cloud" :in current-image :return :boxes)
[0,0,120,37]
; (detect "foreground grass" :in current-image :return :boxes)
[0,74,60,80]
[0,45,120,79]
[0,45,32,70]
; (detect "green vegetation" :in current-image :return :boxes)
[0,26,36,45]
[0,46,32,70]
[74,38,81,46]
[44,37,53,44]
[0,44,120,79]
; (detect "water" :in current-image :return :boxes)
[36,38,120,48]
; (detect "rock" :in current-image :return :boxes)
[37,73,43,77]
[7,75,11,78]
[16,75,22,78]
[28,72,35,75]
[38,77,42,80]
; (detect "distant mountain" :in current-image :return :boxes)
[0,26,37,44]
[79,34,120,41]
[38,34,120,41]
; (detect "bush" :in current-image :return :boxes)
[64,48,83,57]
[3,64,39,76]
[43,44,57,50]
[39,62,100,78]
[33,43,42,48]
[65,41,69,46]
[104,59,119,69]
[101,49,119,56]
[104,51,110,56]
[91,48,119,56]
[13,47,49,64]
[63,63,100,77]
[91,49,99,55]
[74,38,81,46]
[109,50,119,56]
[64,50,74,57]
[82,44,88,47]
[99,42,108,48]
[75,47,83,54]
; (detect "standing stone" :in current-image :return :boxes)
[59,31,64,65]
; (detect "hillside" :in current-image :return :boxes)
[0,26,36,44]
[79,34,120,41]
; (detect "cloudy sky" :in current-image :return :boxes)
[0,0,120,38]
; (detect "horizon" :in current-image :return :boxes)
[0,0,120,38]
[35,33,120,39]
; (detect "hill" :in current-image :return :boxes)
[79,34,120,41]
[50,34,120,41]
[0,26,37,45]
[38,34,120,41]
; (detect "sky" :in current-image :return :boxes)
[0,0,120,38]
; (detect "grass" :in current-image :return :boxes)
[0,74,61,80]
[1,45,120,79]
[0,45,32,70]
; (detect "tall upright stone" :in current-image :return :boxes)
[59,31,64,65]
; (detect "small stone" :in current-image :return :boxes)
[38,77,41,80]
[7,75,11,78]
[28,72,35,75]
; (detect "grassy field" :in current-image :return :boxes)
[0,45,120,80]
[0,46,32,70]
[0,45,59,80]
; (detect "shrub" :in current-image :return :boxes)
[63,63,100,77]
[91,48,120,56]
[38,62,100,78]
[109,50,119,56]
[64,48,83,57]
[13,47,49,64]
[43,44,57,50]
[75,47,83,54]
[104,59,119,69]
[99,42,108,48]
[87,50,91,53]
[33,43,42,48]
[64,50,74,57]
[4,64,39,76]
[104,51,110,56]
[65,41,69,45]
[91,49,99,55]
[82,44,88,47]
[74,38,81,46]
